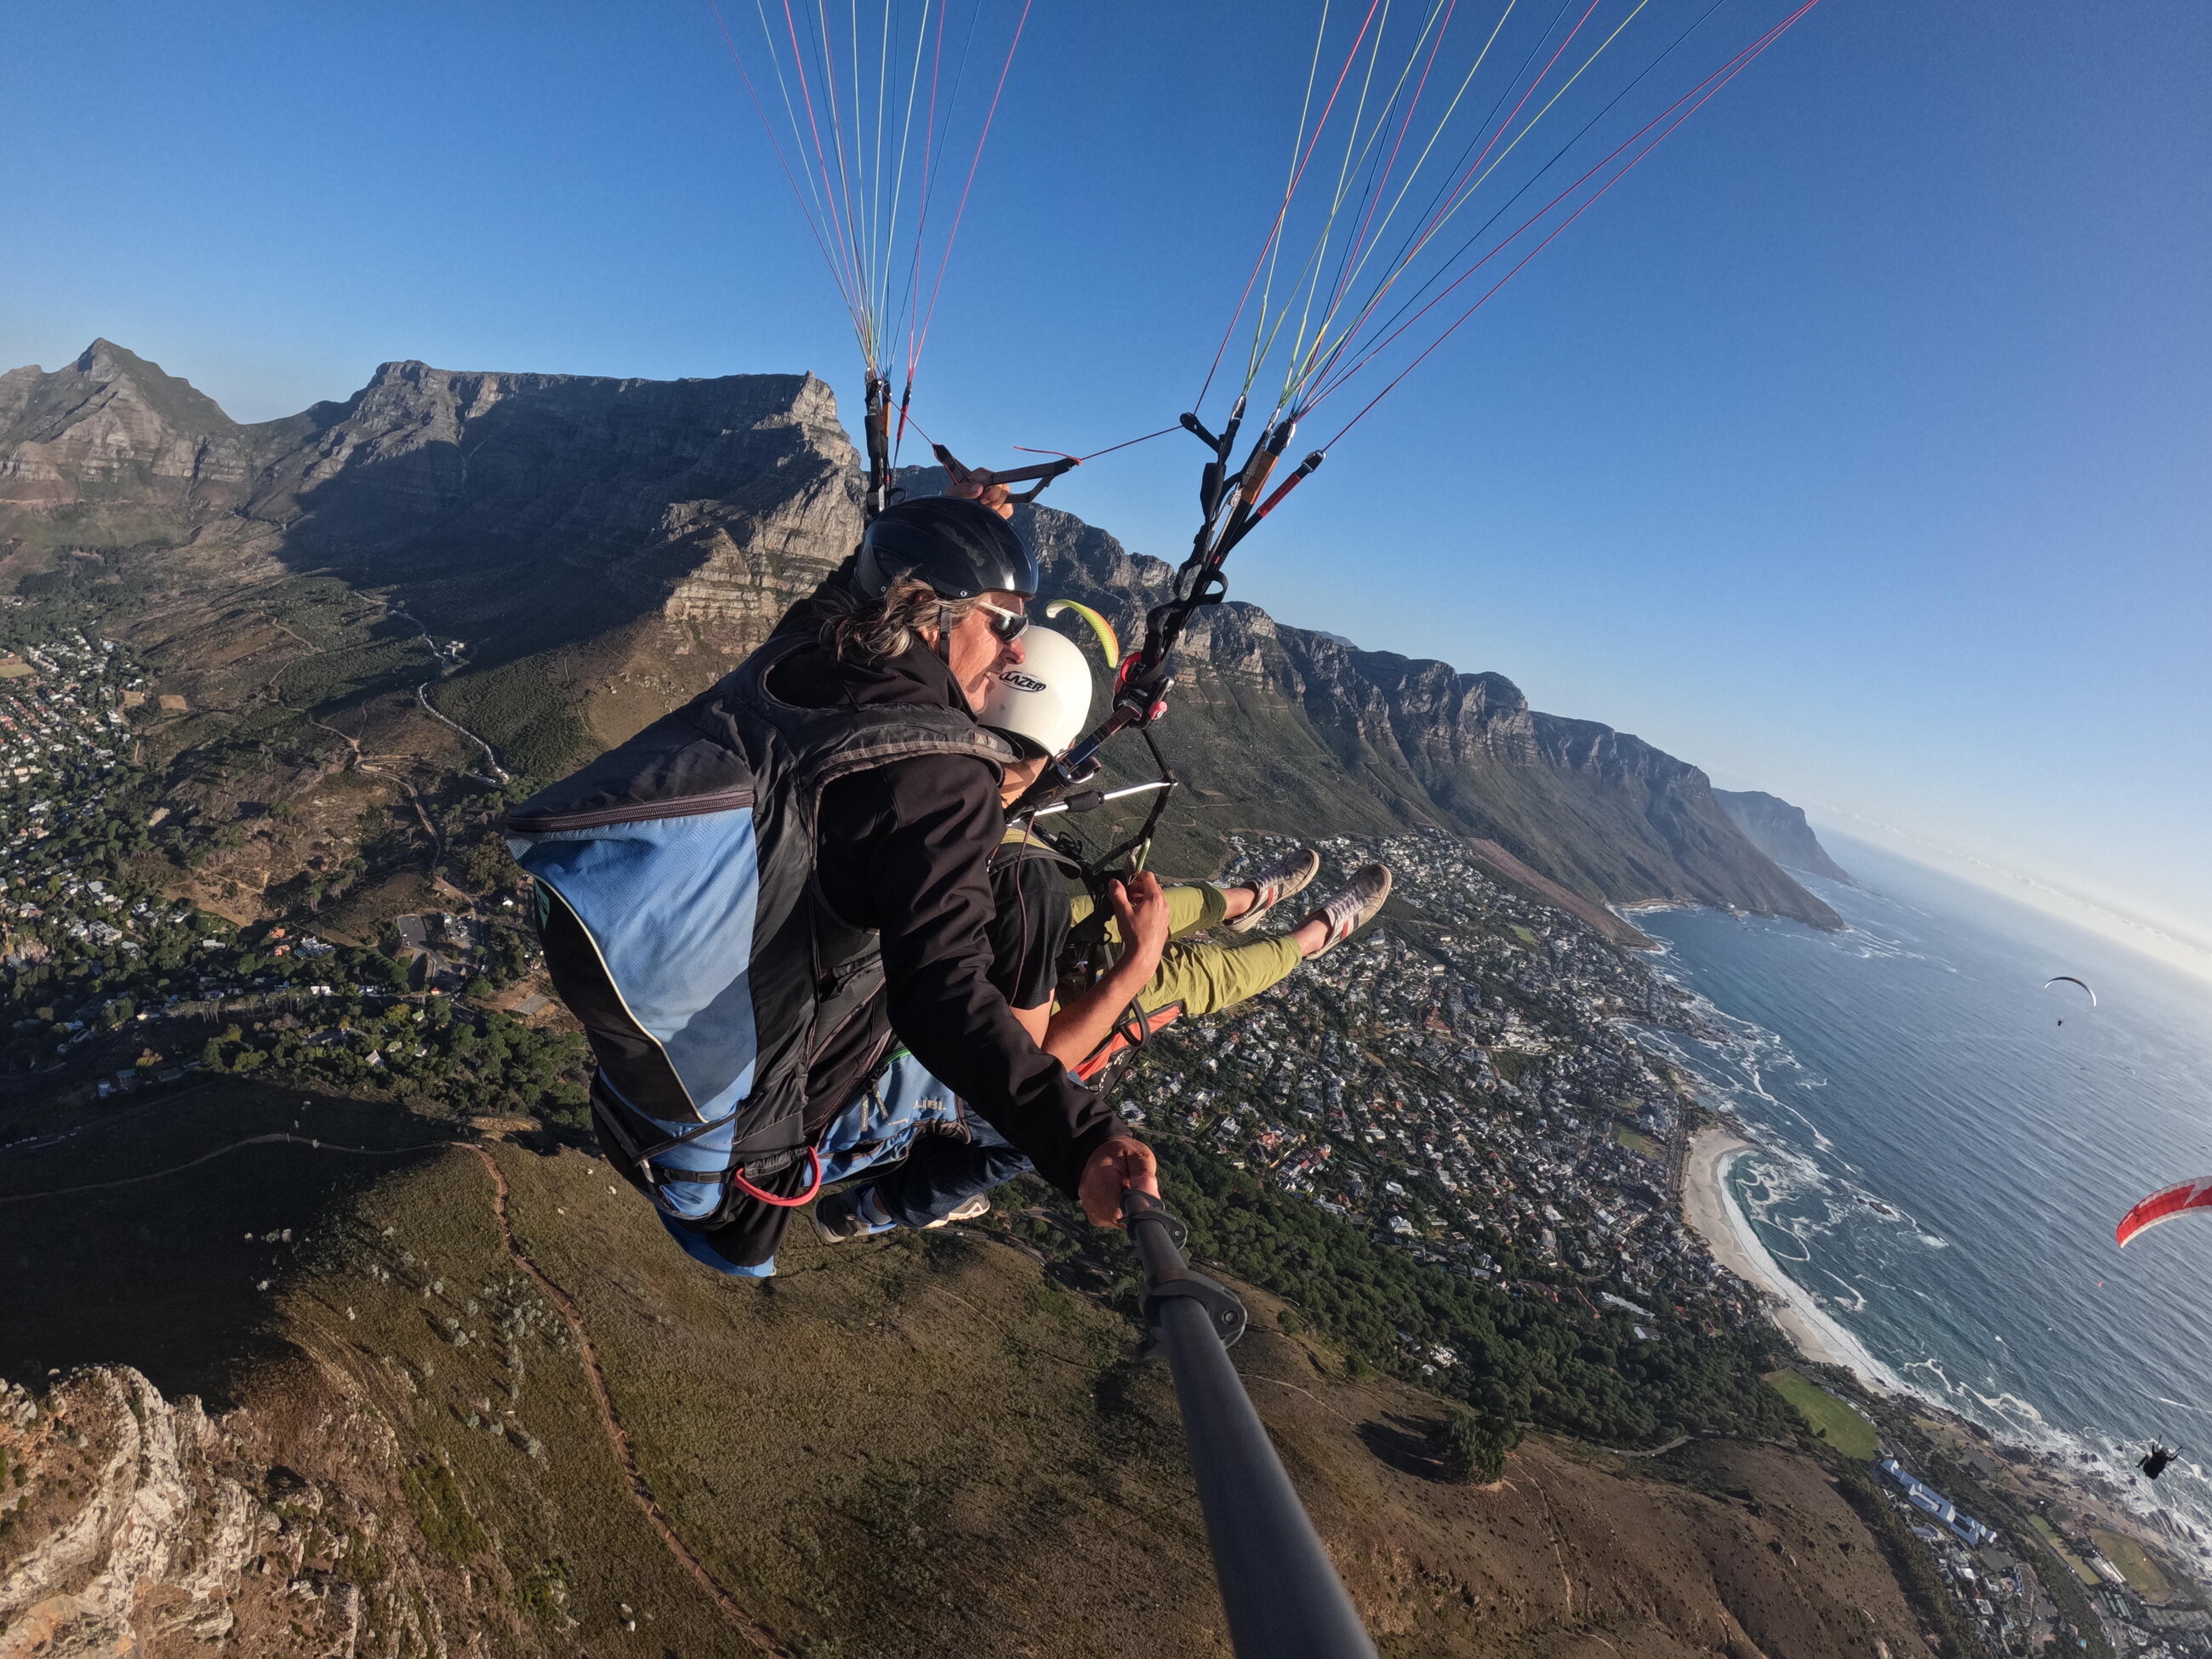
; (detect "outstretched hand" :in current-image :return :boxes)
[1079,1135,1160,1228]
[1108,870,1172,976]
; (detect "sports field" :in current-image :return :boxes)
[1764,1369,1879,1459]
[2089,1527,2172,1599]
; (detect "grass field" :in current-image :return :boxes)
[2032,1514,2105,1587]
[1614,1126,1662,1160]
[1764,1369,1879,1459]
[2090,1526,2173,1599]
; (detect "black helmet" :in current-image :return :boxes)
[854,496,1039,601]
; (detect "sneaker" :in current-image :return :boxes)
[1225,847,1323,934]
[926,1194,993,1229]
[1298,864,1393,957]
[814,1184,898,1244]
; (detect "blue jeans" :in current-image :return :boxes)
[660,1052,1031,1277]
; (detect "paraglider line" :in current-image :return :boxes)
[1303,0,1729,404]
[1312,0,1823,441]
[1305,0,1465,382]
[1296,0,1662,404]
[908,0,1035,391]
[1073,424,1183,461]
[710,2,858,344]
[898,0,982,390]
[774,0,869,352]
[1194,0,1390,409]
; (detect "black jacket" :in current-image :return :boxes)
[511,567,1127,1272]
[771,578,1129,1195]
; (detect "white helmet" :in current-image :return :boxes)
[976,624,1094,758]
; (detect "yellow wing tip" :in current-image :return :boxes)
[1045,599,1121,667]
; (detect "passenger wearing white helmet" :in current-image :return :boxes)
[812,617,1394,1240]
[974,625,1394,1076]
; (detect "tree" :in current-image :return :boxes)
[1431,1409,1519,1484]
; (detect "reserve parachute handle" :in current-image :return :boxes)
[1120,1189,1379,1659]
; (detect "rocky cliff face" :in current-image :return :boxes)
[243,359,860,623]
[1017,502,1841,928]
[1713,790,1850,884]
[0,341,259,547]
[0,1364,466,1657]
[0,340,1839,929]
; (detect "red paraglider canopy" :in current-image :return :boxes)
[2116,1177,2212,1248]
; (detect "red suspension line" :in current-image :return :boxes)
[1350,0,1611,340]
[1310,0,1463,354]
[1310,0,1824,403]
[897,0,957,396]
[710,2,858,340]
[776,0,869,348]
[907,0,1035,394]
[1296,0,1653,401]
[802,0,870,361]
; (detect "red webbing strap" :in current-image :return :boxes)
[1075,1002,1187,1084]
[728,1146,825,1209]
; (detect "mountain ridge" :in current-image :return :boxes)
[0,340,1839,932]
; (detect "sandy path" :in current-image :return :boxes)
[459,1143,788,1656]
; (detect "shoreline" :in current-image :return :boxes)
[1682,1128,2212,1588]
[1682,1125,1893,1386]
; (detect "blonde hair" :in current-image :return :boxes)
[819,573,981,664]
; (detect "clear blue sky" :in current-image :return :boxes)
[4,2,2207,940]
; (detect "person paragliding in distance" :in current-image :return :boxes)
[2045,975,2095,1026]
[505,493,1157,1278]
[2140,1445,2178,1481]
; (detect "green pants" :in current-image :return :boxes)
[1068,884,1303,1020]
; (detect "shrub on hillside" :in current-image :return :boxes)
[1430,1408,1519,1483]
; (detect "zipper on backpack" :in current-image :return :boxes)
[505,787,755,835]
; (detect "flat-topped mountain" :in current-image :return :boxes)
[0,340,1839,932]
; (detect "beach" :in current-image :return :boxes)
[1683,1125,1888,1382]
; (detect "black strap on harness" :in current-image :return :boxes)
[590,1085,817,1214]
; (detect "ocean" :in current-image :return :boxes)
[1632,835,2212,1563]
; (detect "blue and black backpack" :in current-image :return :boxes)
[505,630,1013,1233]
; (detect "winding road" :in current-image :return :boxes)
[388,607,510,784]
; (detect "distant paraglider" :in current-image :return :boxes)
[2140,1445,2179,1482]
[2045,975,2095,1025]
[2115,1177,2212,1248]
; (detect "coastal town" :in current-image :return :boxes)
[1124,830,1759,1332]
[1118,829,2212,1651]
[0,626,574,1130]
